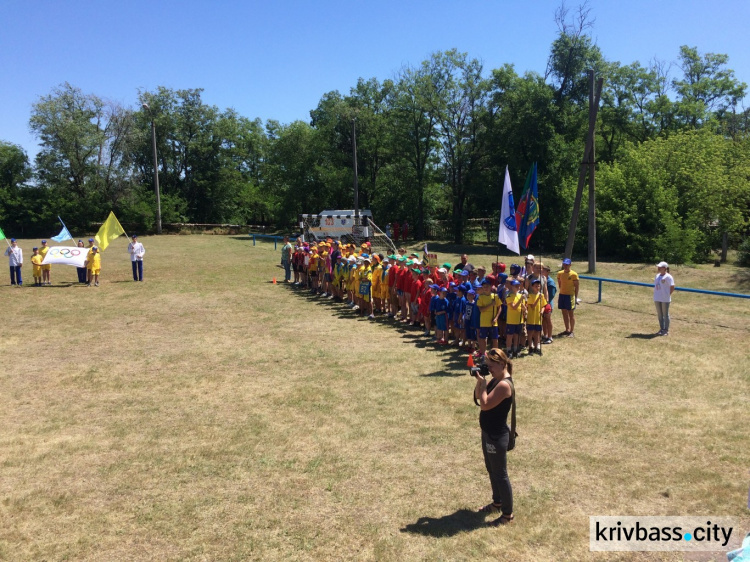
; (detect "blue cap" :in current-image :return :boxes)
[459,270,468,276]
[480,279,491,286]
[10,238,16,242]
[467,289,476,295]
[531,278,541,285]
[439,287,448,292]
[132,234,138,238]
[449,282,456,287]
[33,246,38,250]
[511,279,521,286]
[562,258,572,265]
[456,285,466,292]
[430,284,440,290]
[89,238,94,242]
[41,240,47,243]
[498,273,508,283]
[473,281,482,288]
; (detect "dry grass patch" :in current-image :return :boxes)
[0,236,748,561]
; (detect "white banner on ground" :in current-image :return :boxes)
[41,246,88,267]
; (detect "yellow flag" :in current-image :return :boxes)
[94,211,126,251]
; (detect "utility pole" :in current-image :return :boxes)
[564,70,602,262]
[142,103,162,234]
[352,118,359,227]
[587,70,597,273]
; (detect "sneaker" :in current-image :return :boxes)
[542,337,552,344]
[566,332,574,338]
[368,314,376,319]
[94,282,99,286]
[663,331,669,336]
[560,330,570,337]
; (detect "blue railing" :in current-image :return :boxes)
[248,233,301,250]
[579,275,750,302]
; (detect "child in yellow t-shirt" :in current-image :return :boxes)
[85,246,101,286]
[31,247,44,286]
[525,278,548,355]
[505,280,525,358]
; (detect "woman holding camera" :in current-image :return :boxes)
[474,348,514,525]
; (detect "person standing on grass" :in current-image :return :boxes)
[280,236,293,282]
[76,240,87,283]
[128,235,146,282]
[541,264,556,344]
[557,258,579,338]
[85,246,101,287]
[39,240,52,285]
[4,238,23,286]
[85,238,96,285]
[31,247,43,286]
[474,348,514,526]
[654,261,675,336]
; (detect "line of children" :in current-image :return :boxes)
[289,239,556,359]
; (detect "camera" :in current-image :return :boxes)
[470,364,490,377]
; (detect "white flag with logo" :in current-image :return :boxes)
[41,246,88,268]
[498,166,520,255]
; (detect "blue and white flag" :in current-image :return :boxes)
[50,217,73,243]
[498,166,520,255]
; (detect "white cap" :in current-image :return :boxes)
[657,261,668,268]
[526,254,535,261]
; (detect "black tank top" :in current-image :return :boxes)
[479,376,513,436]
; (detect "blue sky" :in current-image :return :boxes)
[2,0,749,160]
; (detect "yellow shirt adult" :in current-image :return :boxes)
[477,292,501,327]
[557,269,579,295]
[506,292,525,325]
[525,292,547,325]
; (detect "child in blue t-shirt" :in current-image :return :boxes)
[453,285,467,347]
[433,287,449,344]
[464,289,480,351]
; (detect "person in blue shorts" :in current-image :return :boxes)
[464,289,479,350]
[542,264,556,343]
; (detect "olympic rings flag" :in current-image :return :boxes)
[41,247,88,268]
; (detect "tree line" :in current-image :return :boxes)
[1,7,749,263]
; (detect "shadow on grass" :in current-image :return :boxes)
[729,268,750,288]
[626,333,660,340]
[400,509,487,537]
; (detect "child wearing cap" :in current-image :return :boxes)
[39,240,52,285]
[379,258,390,311]
[541,264,556,344]
[387,256,399,317]
[85,246,101,286]
[464,289,479,350]
[505,280,525,358]
[557,259,579,337]
[476,281,501,356]
[359,257,374,318]
[418,277,433,334]
[85,239,96,285]
[31,247,43,286]
[526,279,548,354]
[453,284,467,346]
[434,287,449,344]
[409,267,422,325]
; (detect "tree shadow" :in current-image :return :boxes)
[729,268,750,289]
[626,333,660,340]
[400,509,488,537]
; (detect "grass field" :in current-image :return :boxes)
[1,235,748,561]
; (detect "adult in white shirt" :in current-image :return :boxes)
[653,261,675,336]
[128,234,146,281]
[4,238,23,286]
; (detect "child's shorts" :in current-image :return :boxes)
[42,264,51,271]
[33,266,42,277]
[479,326,499,340]
[91,268,101,275]
[527,324,542,332]
[465,328,477,340]
[435,316,447,331]
[505,324,522,336]
[325,273,332,282]
[558,294,576,310]
[309,271,317,277]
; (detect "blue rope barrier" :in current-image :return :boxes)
[578,275,750,302]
